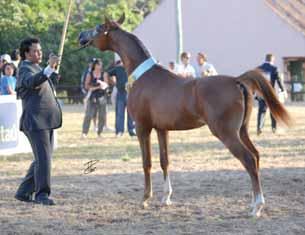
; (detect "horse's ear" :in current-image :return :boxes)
[104,16,111,26]
[117,12,125,25]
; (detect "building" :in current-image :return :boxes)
[132,0,305,99]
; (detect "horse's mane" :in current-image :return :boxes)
[118,28,151,57]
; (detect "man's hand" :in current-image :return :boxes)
[48,54,60,69]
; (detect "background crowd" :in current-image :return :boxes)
[0,46,287,139]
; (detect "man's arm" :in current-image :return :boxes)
[274,68,284,92]
[18,66,48,89]
[107,68,118,85]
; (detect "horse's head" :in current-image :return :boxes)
[78,13,125,51]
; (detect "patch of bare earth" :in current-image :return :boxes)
[0,104,304,235]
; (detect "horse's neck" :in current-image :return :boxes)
[110,30,150,76]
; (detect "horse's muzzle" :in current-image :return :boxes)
[78,30,95,46]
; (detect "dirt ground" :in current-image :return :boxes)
[0,104,304,235]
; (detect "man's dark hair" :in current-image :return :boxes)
[20,37,40,60]
[265,53,274,62]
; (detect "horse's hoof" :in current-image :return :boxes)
[161,197,172,206]
[250,203,264,217]
[142,200,150,209]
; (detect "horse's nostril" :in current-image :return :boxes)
[78,32,89,45]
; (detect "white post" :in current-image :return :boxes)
[176,0,183,63]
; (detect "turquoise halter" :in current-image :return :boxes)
[130,57,157,80]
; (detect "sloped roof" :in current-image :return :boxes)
[265,0,305,36]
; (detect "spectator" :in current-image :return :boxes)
[11,49,21,69]
[257,53,285,135]
[107,60,136,137]
[196,52,218,78]
[82,58,109,138]
[0,54,12,94]
[176,52,196,79]
[0,54,11,65]
[0,63,16,95]
[81,58,98,132]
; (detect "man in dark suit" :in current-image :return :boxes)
[15,37,62,205]
[257,53,285,135]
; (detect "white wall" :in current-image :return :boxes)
[133,0,305,76]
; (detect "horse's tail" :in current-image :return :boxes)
[236,69,293,127]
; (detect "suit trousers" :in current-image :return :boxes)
[257,98,276,131]
[16,130,54,199]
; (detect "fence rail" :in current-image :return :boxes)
[55,80,305,103]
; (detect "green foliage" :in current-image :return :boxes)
[0,0,160,86]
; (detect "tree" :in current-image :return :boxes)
[0,0,161,87]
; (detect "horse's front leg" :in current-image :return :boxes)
[157,129,172,206]
[136,125,153,208]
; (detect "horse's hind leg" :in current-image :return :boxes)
[156,129,172,206]
[218,132,265,217]
[239,125,263,208]
[136,125,153,208]
[240,125,260,169]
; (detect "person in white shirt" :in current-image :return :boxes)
[196,52,218,78]
[177,52,196,79]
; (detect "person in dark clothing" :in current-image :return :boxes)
[257,54,285,135]
[15,37,62,206]
[82,58,109,137]
[107,60,136,137]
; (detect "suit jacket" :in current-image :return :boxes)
[259,62,284,91]
[16,60,62,131]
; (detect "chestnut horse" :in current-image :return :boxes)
[78,14,292,217]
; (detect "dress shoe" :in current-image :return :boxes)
[34,197,55,206]
[15,193,33,203]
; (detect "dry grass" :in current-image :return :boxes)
[0,103,304,235]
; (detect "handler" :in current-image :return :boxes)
[15,37,62,206]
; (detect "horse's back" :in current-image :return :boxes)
[195,75,247,131]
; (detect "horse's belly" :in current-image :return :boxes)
[152,112,206,130]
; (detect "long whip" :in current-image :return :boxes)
[56,0,74,73]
